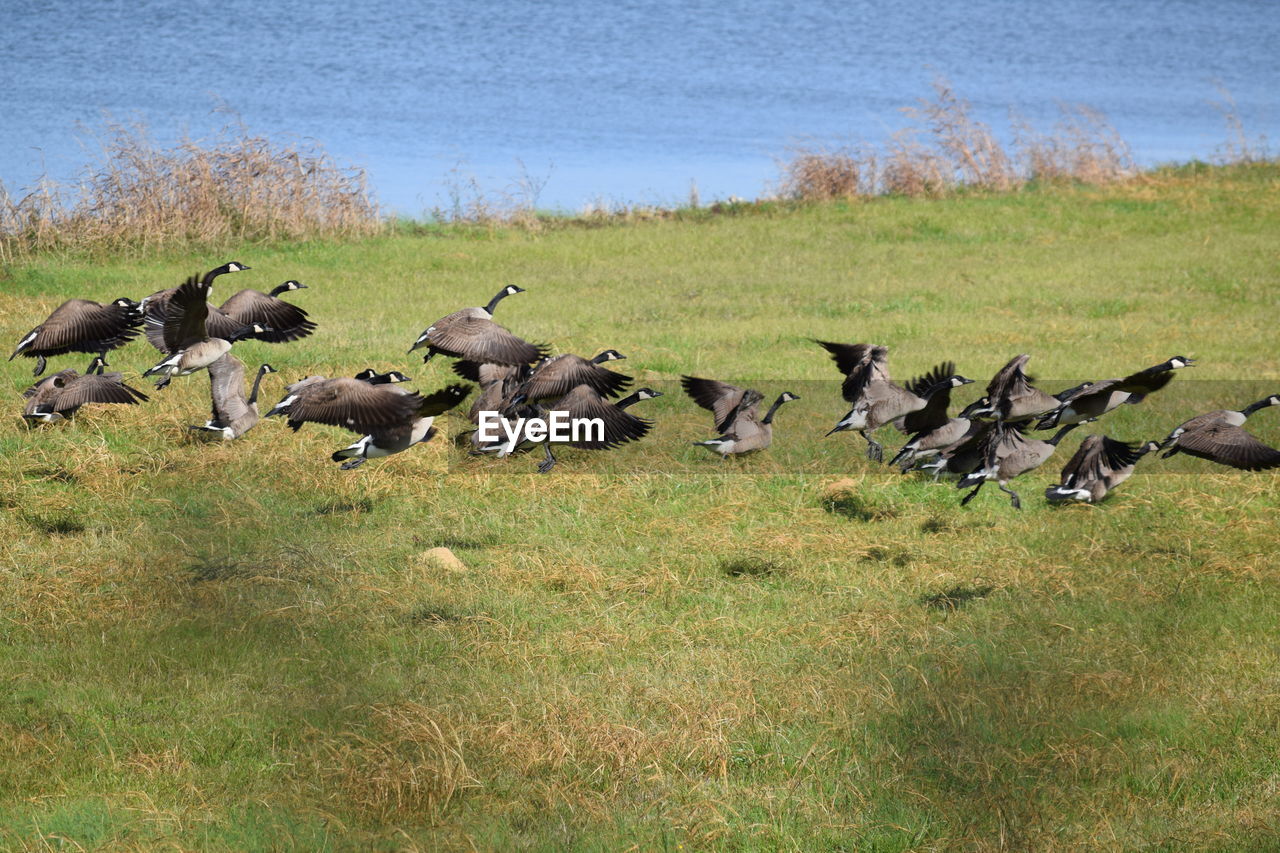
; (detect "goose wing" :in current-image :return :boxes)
[219,289,316,343]
[163,275,211,351]
[426,316,545,365]
[986,354,1034,400]
[548,385,653,449]
[1114,360,1180,397]
[901,363,957,433]
[11,299,141,358]
[281,378,425,434]
[1176,424,1280,470]
[522,354,632,401]
[53,372,149,412]
[681,376,759,433]
[207,353,250,425]
[814,341,890,402]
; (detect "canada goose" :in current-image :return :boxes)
[960,354,1059,423]
[496,386,662,473]
[911,420,992,481]
[10,297,143,376]
[956,422,1080,508]
[510,350,632,404]
[1045,436,1160,503]
[408,285,547,365]
[140,262,251,352]
[22,356,148,423]
[823,351,973,463]
[1157,396,1280,470]
[217,280,316,343]
[141,274,268,389]
[329,385,472,469]
[188,356,276,440]
[266,375,433,431]
[353,369,412,385]
[887,361,976,470]
[681,376,798,458]
[1037,357,1194,429]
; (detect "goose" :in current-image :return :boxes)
[408,285,546,365]
[217,280,316,343]
[1045,436,1160,503]
[1157,396,1280,470]
[1037,357,1194,429]
[509,350,632,404]
[956,422,1081,508]
[141,274,268,389]
[188,356,276,440]
[911,420,992,481]
[681,376,798,458]
[460,362,532,451]
[140,262,252,353]
[22,356,148,423]
[495,386,662,473]
[10,297,143,376]
[353,369,413,385]
[888,361,977,470]
[265,375,428,433]
[960,354,1059,423]
[821,348,973,462]
[329,384,472,469]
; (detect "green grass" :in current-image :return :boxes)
[1,163,1279,850]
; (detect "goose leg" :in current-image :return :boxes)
[861,431,884,463]
[998,483,1021,510]
[537,445,557,474]
[33,355,46,377]
[339,458,367,470]
[960,482,984,505]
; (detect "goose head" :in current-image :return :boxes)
[591,349,626,363]
[269,280,307,296]
[1166,356,1194,369]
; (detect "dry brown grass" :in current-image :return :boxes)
[779,78,1150,202]
[0,117,382,262]
[319,703,476,823]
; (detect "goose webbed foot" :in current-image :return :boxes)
[153,376,171,390]
[537,446,557,474]
[999,483,1021,509]
[960,482,984,505]
[862,433,884,463]
[339,458,366,470]
[33,355,46,377]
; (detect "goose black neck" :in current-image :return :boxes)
[590,351,613,364]
[1048,423,1081,446]
[484,287,514,315]
[202,263,238,286]
[248,367,270,405]
[268,283,292,297]
[616,392,647,409]
[1242,397,1278,417]
[761,395,790,424]
[229,325,259,343]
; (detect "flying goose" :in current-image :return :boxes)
[188,355,276,440]
[330,384,472,469]
[1037,357,1194,429]
[10,297,143,376]
[510,350,632,404]
[141,274,268,389]
[140,262,252,353]
[353,368,413,385]
[1045,435,1160,503]
[681,376,798,458]
[22,356,148,423]
[217,280,316,343]
[1157,396,1280,470]
[266,375,427,432]
[956,422,1081,508]
[408,285,547,365]
[495,386,662,473]
[960,354,1060,423]
[821,348,973,462]
[888,361,977,470]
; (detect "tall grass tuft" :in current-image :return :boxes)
[0,117,382,262]
[778,78,1149,201]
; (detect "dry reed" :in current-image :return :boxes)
[0,117,382,262]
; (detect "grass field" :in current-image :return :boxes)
[1,163,1278,850]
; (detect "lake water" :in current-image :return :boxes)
[2,0,1277,215]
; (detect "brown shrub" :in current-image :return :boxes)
[0,116,382,261]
